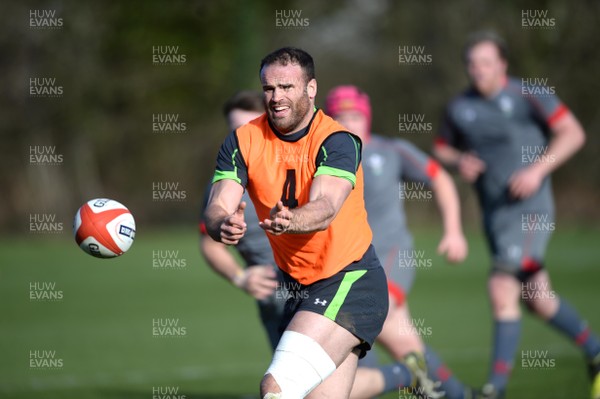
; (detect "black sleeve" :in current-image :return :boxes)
[314,132,362,187]
[212,130,248,187]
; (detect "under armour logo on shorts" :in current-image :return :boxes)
[314,298,327,306]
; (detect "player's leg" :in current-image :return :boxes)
[520,209,600,398]
[350,295,420,399]
[261,246,389,398]
[378,293,424,358]
[383,255,471,399]
[308,347,361,399]
[378,249,423,358]
[523,269,600,397]
[257,269,288,351]
[481,270,521,398]
[479,212,527,398]
[350,367,384,399]
[260,311,360,398]
[425,346,474,399]
[380,299,474,399]
[350,350,386,399]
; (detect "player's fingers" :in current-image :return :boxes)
[221,223,245,235]
[457,242,468,262]
[460,167,478,183]
[256,275,278,288]
[264,217,288,234]
[246,279,276,296]
[220,235,239,245]
[437,238,448,254]
[227,215,246,229]
[247,269,277,286]
[472,156,486,171]
[255,266,278,280]
[512,183,525,199]
[277,200,285,211]
[221,231,245,245]
[246,276,275,295]
[447,249,460,263]
[257,265,277,278]
[259,219,280,234]
[273,216,290,229]
[507,177,520,197]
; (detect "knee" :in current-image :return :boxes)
[521,272,559,319]
[522,292,560,320]
[263,331,336,398]
[260,373,281,398]
[488,274,521,318]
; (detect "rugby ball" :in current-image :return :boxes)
[73,198,136,258]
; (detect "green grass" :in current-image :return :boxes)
[1,226,599,399]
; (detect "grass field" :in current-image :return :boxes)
[1,225,599,399]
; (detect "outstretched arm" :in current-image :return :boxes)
[260,174,352,234]
[200,236,277,300]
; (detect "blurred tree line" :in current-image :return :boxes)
[2,0,599,233]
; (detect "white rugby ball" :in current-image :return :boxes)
[73,198,136,258]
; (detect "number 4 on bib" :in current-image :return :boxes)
[281,169,298,209]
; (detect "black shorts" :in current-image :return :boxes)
[278,245,389,358]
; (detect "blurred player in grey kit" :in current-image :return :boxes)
[433,31,600,399]
[326,85,473,399]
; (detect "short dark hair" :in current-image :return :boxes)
[259,47,315,82]
[222,90,264,117]
[463,30,508,63]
